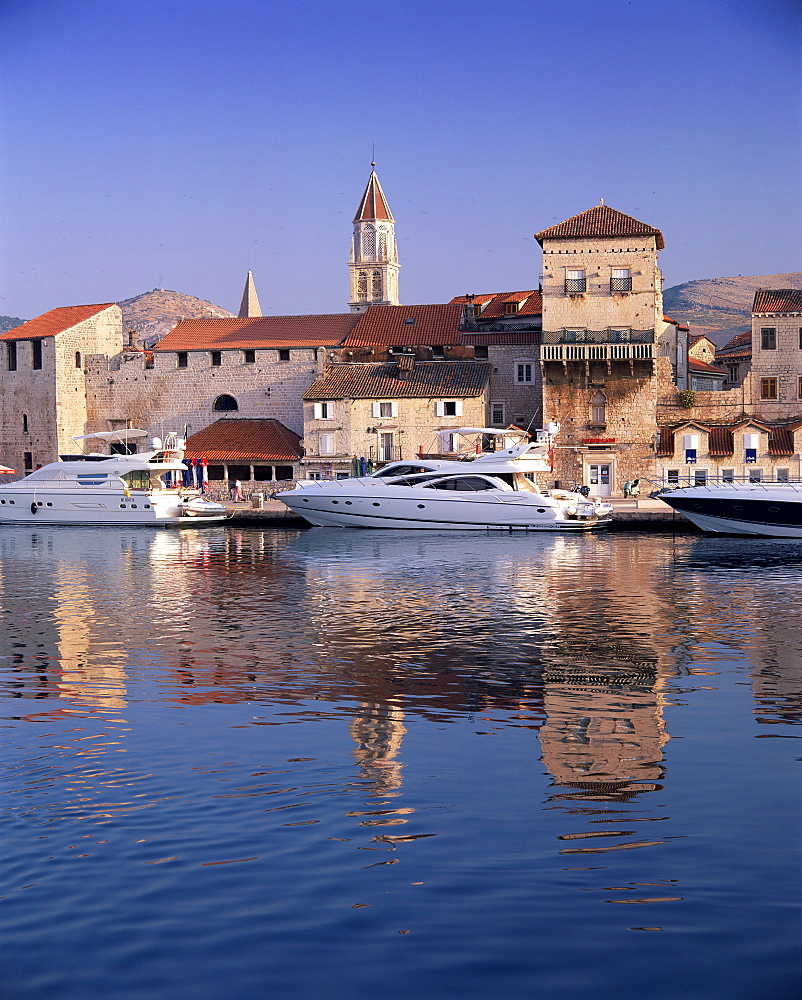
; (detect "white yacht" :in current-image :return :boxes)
[279,427,613,531]
[0,430,229,527]
[654,480,802,537]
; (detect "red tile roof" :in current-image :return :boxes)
[343,303,465,347]
[715,330,752,361]
[304,361,490,400]
[752,289,802,313]
[707,426,734,455]
[462,332,541,345]
[451,290,542,320]
[656,429,674,456]
[184,419,302,462]
[353,170,394,223]
[0,303,117,341]
[535,204,665,249]
[769,427,795,455]
[689,358,727,375]
[154,314,360,351]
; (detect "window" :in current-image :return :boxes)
[75,351,81,369]
[721,469,735,483]
[435,400,462,417]
[748,469,762,483]
[491,402,505,425]
[691,379,699,390]
[611,268,632,293]
[24,452,33,470]
[474,345,488,360]
[243,349,255,364]
[32,340,42,369]
[371,271,382,299]
[7,341,17,371]
[431,345,445,358]
[278,349,291,362]
[516,363,534,383]
[210,351,222,367]
[693,470,708,485]
[565,269,586,294]
[608,329,630,342]
[213,394,238,411]
[371,401,397,419]
[357,271,368,301]
[177,352,188,368]
[319,433,335,455]
[380,433,394,461]
[22,414,28,432]
[777,468,790,482]
[760,378,778,400]
[591,391,606,424]
[504,302,519,314]
[761,328,776,350]
[685,449,697,464]
[313,402,334,419]
[798,376,802,399]
[799,328,802,350]
[666,469,679,485]
[728,365,738,382]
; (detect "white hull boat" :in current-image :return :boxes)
[0,430,229,527]
[280,427,613,531]
[654,481,802,537]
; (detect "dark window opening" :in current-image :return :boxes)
[177,352,188,368]
[227,464,250,481]
[275,466,294,481]
[24,452,33,470]
[278,348,291,361]
[32,340,43,369]
[761,328,777,350]
[213,394,238,411]
[7,341,17,371]
[75,351,82,369]
[474,345,488,359]
[207,465,225,481]
[22,413,28,432]
[211,351,222,367]
[244,349,256,364]
[253,466,274,481]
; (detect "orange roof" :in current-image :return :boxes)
[304,361,490,400]
[184,419,302,462]
[752,289,802,313]
[0,303,117,341]
[154,314,360,351]
[689,358,727,375]
[353,169,394,223]
[343,303,465,347]
[451,290,542,320]
[535,204,665,249]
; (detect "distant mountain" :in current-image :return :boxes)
[663,272,802,346]
[118,289,233,348]
[0,316,25,335]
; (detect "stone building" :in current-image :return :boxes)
[348,167,400,313]
[183,418,303,485]
[301,360,491,477]
[0,303,121,471]
[534,203,687,495]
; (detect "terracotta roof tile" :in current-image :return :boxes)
[0,303,117,341]
[753,289,802,313]
[343,303,465,347]
[184,419,302,462]
[769,427,795,455]
[451,290,542,321]
[656,429,674,456]
[462,332,541,345]
[689,358,727,375]
[708,427,734,455]
[154,314,360,351]
[303,361,490,401]
[535,204,665,249]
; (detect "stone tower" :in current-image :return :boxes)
[348,165,400,313]
[238,270,262,318]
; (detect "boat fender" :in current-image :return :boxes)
[30,501,38,515]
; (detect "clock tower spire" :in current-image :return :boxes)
[348,164,400,313]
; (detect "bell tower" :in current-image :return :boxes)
[349,164,400,313]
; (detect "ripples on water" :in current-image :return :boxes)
[1,526,800,1000]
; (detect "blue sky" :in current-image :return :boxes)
[1,0,800,319]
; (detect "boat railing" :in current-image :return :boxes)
[650,475,802,494]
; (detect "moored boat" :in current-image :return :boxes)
[279,427,613,531]
[0,430,229,527]
[653,480,802,537]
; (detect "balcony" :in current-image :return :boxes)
[610,275,632,293]
[564,277,586,295]
[541,342,654,362]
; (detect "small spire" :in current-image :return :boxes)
[238,270,262,318]
[599,197,604,205]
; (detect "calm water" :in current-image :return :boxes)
[1,525,799,1000]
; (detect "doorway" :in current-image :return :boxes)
[588,463,612,497]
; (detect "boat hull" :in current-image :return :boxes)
[281,489,610,531]
[657,488,802,537]
[0,490,226,527]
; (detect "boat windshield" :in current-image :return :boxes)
[494,473,541,493]
[122,470,161,490]
[372,463,438,478]
[422,475,503,492]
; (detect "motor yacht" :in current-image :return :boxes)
[0,430,229,526]
[653,480,802,537]
[279,427,613,531]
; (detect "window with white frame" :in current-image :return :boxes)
[777,468,789,482]
[565,269,586,294]
[490,402,504,425]
[319,433,335,455]
[435,400,462,417]
[371,401,397,419]
[748,468,762,483]
[611,268,631,293]
[516,362,535,383]
[721,469,735,482]
[693,469,708,485]
[313,402,334,419]
[761,328,776,350]
[591,391,606,424]
[666,469,679,484]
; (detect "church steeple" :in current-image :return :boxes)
[348,165,400,313]
[238,270,262,318]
